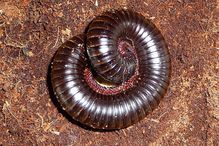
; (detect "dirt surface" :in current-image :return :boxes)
[0,0,218,145]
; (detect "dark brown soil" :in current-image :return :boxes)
[0,0,218,145]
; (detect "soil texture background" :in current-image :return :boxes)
[0,0,218,145]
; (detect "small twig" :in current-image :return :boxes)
[37,113,44,128]
[51,26,60,49]
[3,101,20,123]
[4,27,27,49]
[122,129,127,136]
[3,101,42,132]
[158,111,167,120]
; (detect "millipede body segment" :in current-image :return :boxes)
[51,10,171,130]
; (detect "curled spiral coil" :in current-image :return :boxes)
[51,9,171,130]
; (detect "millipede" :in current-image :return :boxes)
[51,9,171,130]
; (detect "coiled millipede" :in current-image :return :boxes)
[51,9,171,130]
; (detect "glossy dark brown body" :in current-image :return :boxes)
[51,10,171,130]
